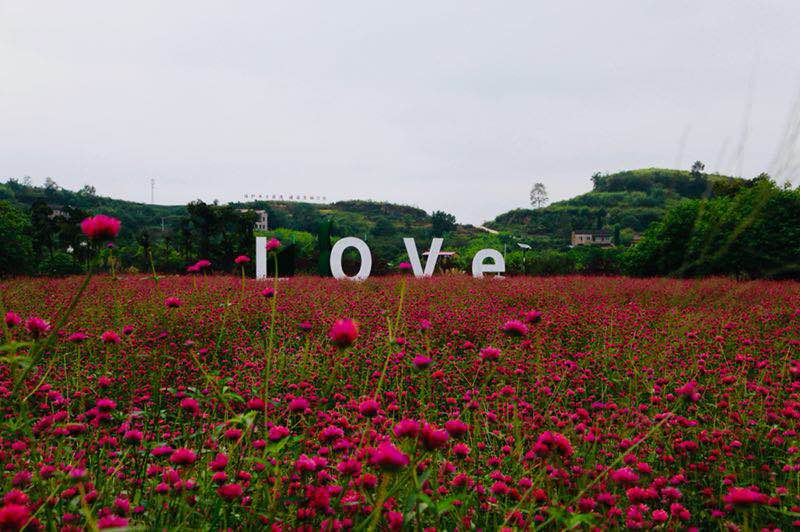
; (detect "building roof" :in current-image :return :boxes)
[573,229,612,236]
[423,251,457,257]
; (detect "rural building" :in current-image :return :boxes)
[571,229,613,247]
[239,209,269,231]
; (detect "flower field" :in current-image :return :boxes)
[1,273,799,530]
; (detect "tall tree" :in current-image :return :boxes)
[0,201,34,276]
[430,211,456,238]
[530,182,548,209]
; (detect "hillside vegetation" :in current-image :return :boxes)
[487,168,750,248]
[2,168,798,279]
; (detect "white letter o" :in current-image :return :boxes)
[330,237,372,281]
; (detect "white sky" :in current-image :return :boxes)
[1,1,799,225]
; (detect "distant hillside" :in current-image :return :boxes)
[487,168,749,248]
[0,178,485,273]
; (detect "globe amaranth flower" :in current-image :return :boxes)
[523,310,542,323]
[81,214,121,242]
[501,319,528,337]
[371,442,409,472]
[25,317,51,339]
[329,319,359,349]
[4,311,20,328]
[479,346,501,362]
[266,238,281,252]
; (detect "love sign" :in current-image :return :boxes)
[255,237,505,280]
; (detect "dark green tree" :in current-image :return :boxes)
[0,201,34,276]
[430,211,456,238]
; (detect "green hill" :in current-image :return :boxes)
[486,168,749,248]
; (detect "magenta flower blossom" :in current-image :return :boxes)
[81,214,121,242]
[217,483,243,501]
[675,380,701,402]
[169,448,197,466]
[358,399,380,417]
[501,319,528,337]
[723,487,768,506]
[421,424,449,450]
[531,431,573,457]
[101,331,121,344]
[234,255,251,265]
[412,354,432,370]
[444,419,469,438]
[523,310,542,323]
[96,398,117,411]
[479,346,501,362]
[4,311,20,328]
[266,238,281,252]
[165,297,182,308]
[67,332,90,343]
[329,319,359,349]
[98,515,128,529]
[371,442,409,472]
[260,287,275,298]
[393,419,420,439]
[0,504,31,531]
[25,317,51,339]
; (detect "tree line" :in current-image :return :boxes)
[1,173,798,279]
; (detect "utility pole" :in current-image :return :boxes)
[150,178,155,204]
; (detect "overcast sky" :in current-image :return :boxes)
[2,2,800,225]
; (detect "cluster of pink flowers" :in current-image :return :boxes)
[0,274,798,529]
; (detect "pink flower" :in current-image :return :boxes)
[234,255,251,265]
[329,319,358,349]
[25,317,51,339]
[268,426,290,442]
[123,430,143,445]
[180,397,200,415]
[479,346,501,362]
[358,399,380,417]
[96,398,117,411]
[169,448,197,466]
[97,514,128,529]
[67,332,90,343]
[421,424,449,450]
[266,238,281,252]
[186,264,200,273]
[675,380,701,402]
[412,355,432,370]
[4,311,20,328]
[652,509,668,523]
[371,442,409,471]
[398,261,412,272]
[81,214,121,242]
[531,431,573,457]
[610,467,639,485]
[723,487,768,506]
[260,287,275,298]
[217,483,243,501]
[101,331,121,344]
[393,419,420,439]
[523,310,542,323]
[288,397,310,413]
[0,504,30,531]
[501,320,528,337]
[165,297,182,308]
[444,419,469,438]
